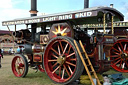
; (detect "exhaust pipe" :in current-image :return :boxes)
[84,0,89,8]
[29,0,38,16]
[29,0,38,42]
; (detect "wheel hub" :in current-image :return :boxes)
[57,55,66,65]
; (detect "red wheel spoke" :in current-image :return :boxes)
[119,59,122,68]
[66,52,75,58]
[52,65,61,73]
[65,61,76,67]
[18,69,21,74]
[19,58,22,64]
[117,44,122,53]
[63,65,70,77]
[63,43,68,55]
[19,67,24,72]
[21,67,24,72]
[120,42,124,51]
[61,68,65,79]
[113,57,121,62]
[17,59,20,64]
[58,45,61,55]
[114,59,121,65]
[51,48,59,55]
[52,62,58,68]
[124,43,127,51]
[16,60,19,65]
[112,47,120,52]
[48,59,57,62]
[59,41,64,52]
[69,58,77,61]
[52,54,58,59]
[67,45,71,54]
[19,58,22,63]
[59,66,61,77]
[68,65,73,74]
[113,52,120,55]
[122,63,125,69]
[111,55,120,58]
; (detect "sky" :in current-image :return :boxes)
[0,0,128,31]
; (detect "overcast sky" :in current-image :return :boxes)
[0,0,128,31]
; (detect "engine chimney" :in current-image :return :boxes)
[110,4,113,8]
[84,0,89,8]
[29,0,38,16]
[29,0,38,42]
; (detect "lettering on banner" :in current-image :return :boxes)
[2,11,96,25]
[75,12,92,18]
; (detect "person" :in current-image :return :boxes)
[0,48,3,68]
[17,47,20,53]
[1,48,3,54]
[8,48,11,54]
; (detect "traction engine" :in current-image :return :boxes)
[12,22,113,83]
[2,6,127,84]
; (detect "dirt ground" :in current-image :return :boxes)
[0,55,128,85]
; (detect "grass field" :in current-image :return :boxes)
[0,55,128,85]
[0,55,58,85]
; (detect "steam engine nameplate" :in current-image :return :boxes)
[40,35,49,44]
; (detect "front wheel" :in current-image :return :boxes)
[43,36,84,84]
[11,54,28,77]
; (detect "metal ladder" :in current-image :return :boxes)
[74,40,101,85]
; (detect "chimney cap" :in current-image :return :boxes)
[110,4,113,8]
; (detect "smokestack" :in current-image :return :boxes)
[110,4,113,8]
[84,0,89,8]
[29,0,38,42]
[29,0,38,17]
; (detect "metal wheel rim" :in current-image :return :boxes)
[110,40,128,72]
[12,56,25,77]
[44,38,77,83]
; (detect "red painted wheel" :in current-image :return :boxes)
[110,40,128,72]
[37,65,45,72]
[11,54,28,77]
[43,36,84,84]
[49,22,74,39]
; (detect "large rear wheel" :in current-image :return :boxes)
[43,36,84,84]
[110,40,128,72]
[11,54,28,77]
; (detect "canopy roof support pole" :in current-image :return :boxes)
[103,13,106,34]
[7,26,14,40]
[111,16,114,34]
[15,25,16,32]
[14,25,16,51]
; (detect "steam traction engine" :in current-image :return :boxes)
[2,6,127,84]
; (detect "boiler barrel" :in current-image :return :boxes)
[23,44,32,54]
